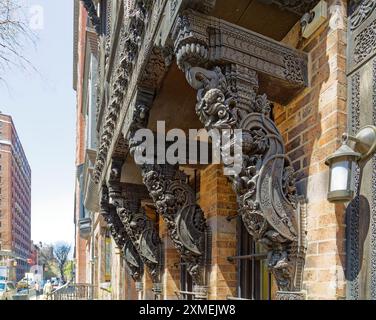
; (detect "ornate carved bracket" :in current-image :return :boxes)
[127,103,211,289]
[80,0,101,34]
[183,64,307,293]
[170,10,307,292]
[171,9,308,104]
[100,185,144,282]
[188,64,306,292]
[107,159,163,289]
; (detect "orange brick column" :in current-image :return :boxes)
[200,164,238,300]
[275,0,348,299]
[159,218,180,300]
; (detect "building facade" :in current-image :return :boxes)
[0,113,32,281]
[73,0,376,300]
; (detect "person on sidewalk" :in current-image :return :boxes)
[43,280,53,300]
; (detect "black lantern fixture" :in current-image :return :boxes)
[325,126,376,203]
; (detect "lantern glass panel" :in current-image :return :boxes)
[329,160,349,192]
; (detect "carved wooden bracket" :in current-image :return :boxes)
[107,158,163,289]
[171,9,308,104]
[126,103,211,289]
[184,65,307,293]
[170,10,307,294]
[80,0,101,34]
[100,185,144,282]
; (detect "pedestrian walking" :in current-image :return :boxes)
[43,280,53,300]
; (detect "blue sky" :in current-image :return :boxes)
[0,1,76,245]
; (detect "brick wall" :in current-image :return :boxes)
[274,0,348,299]
[200,164,237,300]
[159,218,180,300]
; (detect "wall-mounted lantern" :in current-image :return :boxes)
[325,126,376,203]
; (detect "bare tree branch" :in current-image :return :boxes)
[53,243,71,283]
[0,0,37,83]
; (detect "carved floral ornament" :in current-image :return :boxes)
[171,10,307,294]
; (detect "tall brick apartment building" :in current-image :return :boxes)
[73,0,376,300]
[0,114,32,281]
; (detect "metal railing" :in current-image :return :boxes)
[50,282,95,300]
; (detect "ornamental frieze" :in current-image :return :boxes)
[354,18,376,64]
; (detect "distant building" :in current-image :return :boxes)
[0,113,32,281]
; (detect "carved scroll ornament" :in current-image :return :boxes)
[100,185,144,282]
[128,104,210,287]
[184,65,305,292]
[350,0,376,30]
[107,159,163,286]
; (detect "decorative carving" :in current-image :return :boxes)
[257,0,319,15]
[183,65,306,292]
[172,10,308,103]
[94,0,155,183]
[100,185,143,282]
[80,0,101,34]
[107,159,163,286]
[139,163,209,286]
[348,72,361,300]
[127,104,210,287]
[351,0,376,30]
[275,291,306,300]
[371,60,376,300]
[354,18,376,65]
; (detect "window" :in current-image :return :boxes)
[180,259,193,300]
[104,230,111,282]
[229,219,273,300]
[100,0,108,35]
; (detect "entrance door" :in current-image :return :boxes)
[347,0,376,300]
